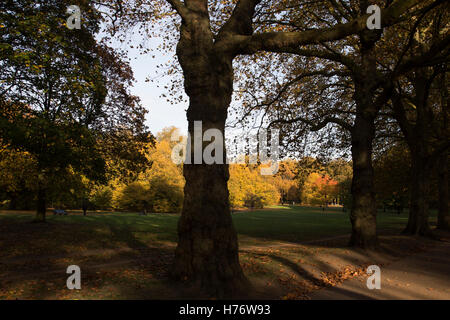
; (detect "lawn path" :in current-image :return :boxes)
[308,240,450,299]
[240,234,351,251]
[0,232,353,285]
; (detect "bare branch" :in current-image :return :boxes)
[166,0,190,21]
[284,46,357,72]
[218,0,262,37]
[235,0,424,54]
[395,32,450,76]
[270,115,352,132]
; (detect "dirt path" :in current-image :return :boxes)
[240,234,352,252]
[308,241,450,300]
[2,229,449,300]
[0,233,351,283]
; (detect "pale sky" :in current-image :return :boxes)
[107,37,327,160]
[118,37,189,135]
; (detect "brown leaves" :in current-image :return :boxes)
[320,264,371,288]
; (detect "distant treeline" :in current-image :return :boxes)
[2,127,442,213]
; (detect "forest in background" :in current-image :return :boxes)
[1,125,443,214]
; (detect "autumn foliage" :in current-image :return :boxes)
[302,173,338,206]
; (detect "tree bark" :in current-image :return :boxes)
[437,69,449,231]
[35,186,46,222]
[171,93,249,296]
[348,24,381,249]
[403,153,432,235]
[399,71,436,237]
[349,110,378,249]
[8,193,18,210]
[170,13,248,296]
[437,153,449,230]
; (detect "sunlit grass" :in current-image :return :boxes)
[0,206,439,299]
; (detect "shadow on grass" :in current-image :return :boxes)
[0,209,443,299]
[0,214,184,299]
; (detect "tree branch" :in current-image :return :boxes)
[391,89,414,141]
[166,0,190,21]
[235,0,423,54]
[284,46,357,72]
[217,0,262,37]
[270,115,352,132]
[394,32,450,76]
[247,69,349,115]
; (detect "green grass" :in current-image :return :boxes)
[0,206,438,300]
[235,205,437,244]
[0,206,435,247]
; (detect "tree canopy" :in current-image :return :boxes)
[0,0,152,221]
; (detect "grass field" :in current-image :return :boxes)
[0,206,439,299]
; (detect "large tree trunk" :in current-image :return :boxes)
[173,156,248,296]
[8,193,18,210]
[171,86,248,296]
[400,70,437,237]
[35,186,46,222]
[349,111,378,249]
[348,26,380,249]
[437,70,449,231]
[403,153,432,235]
[437,153,449,230]
[170,13,248,296]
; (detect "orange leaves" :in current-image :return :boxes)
[320,264,370,288]
[302,172,339,205]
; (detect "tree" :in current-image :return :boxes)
[389,8,450,235]
[96,0,427,294]
[0,0,151,221]
[437,152,449,230]
[228,163,280,208]
[302,172,338,206]
[111,127,184,213]
[137,127,185,213]
[374,144,410,214]
[236,0,448,248]
[115,181,152,212]
[392,67,449,235]
[271,160,300,204]
[89,185,114,210]
[0,144,37,209]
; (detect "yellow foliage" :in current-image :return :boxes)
[302,172,338,206]
[113,127,185,213]
[228,164,280,208]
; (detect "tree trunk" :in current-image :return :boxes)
[349,111,378,249]
[348,27,380,249]
[170,17,248,296]
[172,158,248,296]
[35,186,46,222]
[400,70,436,236]
[437,153,449,230]
[8,193,18,210]
[171,103,249,296]
[403,154,432,235]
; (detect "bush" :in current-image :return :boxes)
[90,186,113,210]
[229,164,280,208]
[244,195,263,209]
[115,181,151,212]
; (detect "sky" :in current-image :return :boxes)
[116,37,189,136]
[108,36,316,160]
[109,35,248,141]
[105,35,339,161]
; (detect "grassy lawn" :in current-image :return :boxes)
[234,206,426,246]
[0,206,438,299]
